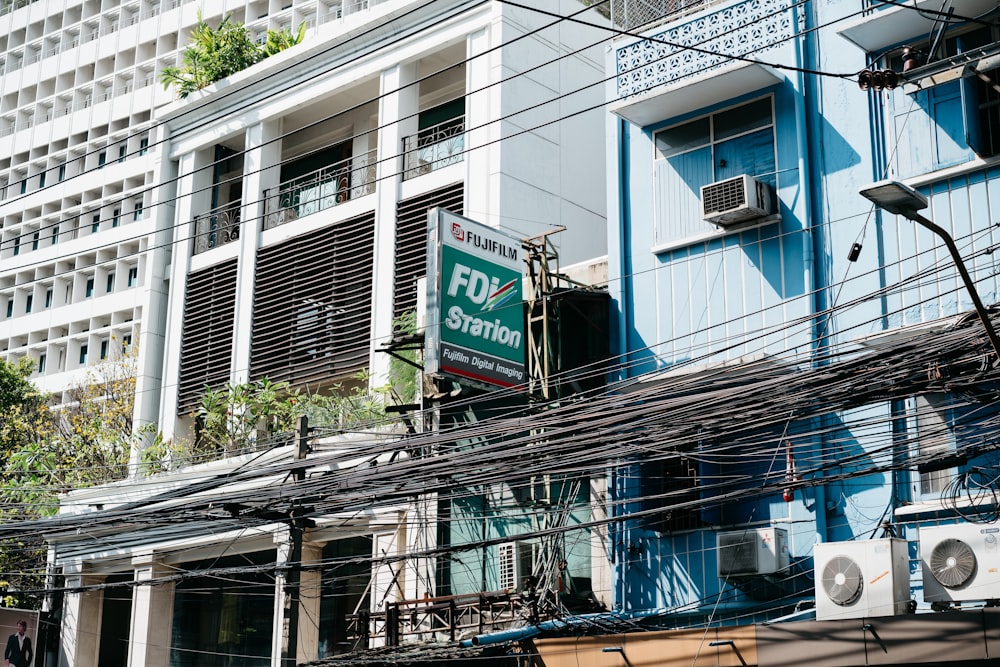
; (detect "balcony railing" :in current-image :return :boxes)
[193,200,241,255]
[262,149,376,230]
[402,116,465,181]
[610,0,723,30]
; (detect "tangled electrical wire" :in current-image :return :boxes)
[943,464,1000,524]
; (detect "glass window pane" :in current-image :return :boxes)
[714,98,772,141]
[655,117,710,158]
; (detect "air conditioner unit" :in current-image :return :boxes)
[814,538,910,621]
[920,523,1000,603]
[498,541,534,591]
[717,528,788,577]
[701,174,775,226]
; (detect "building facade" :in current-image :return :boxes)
[606,0,1000,646]
[26,1,612,666]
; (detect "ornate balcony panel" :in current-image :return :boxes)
[402,117,465,181]
[193,200,241,255]
[263,149,376,230]
[614,0,798,117]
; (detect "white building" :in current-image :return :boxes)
[24,0,610,665]
[0,0,608,447]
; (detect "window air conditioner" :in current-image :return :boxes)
[701,174,775,226]
[498,541,534,592]
[920,523,1000,603]
[814,538,910,621]
[717,527,788,577]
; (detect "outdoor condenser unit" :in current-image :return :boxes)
[701,174,775,226]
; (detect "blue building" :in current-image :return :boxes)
[604,0,1000,635]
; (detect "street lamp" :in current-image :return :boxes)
[859,179,1000,363]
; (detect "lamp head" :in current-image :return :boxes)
[859,180,928,217]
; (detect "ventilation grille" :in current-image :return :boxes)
[718,533,758,576]
[393,182,463,320]
[177,259,238,414]
[822,555,864,606]
[702,178,748,214]
[929,538,977,589]
[250,212,375,387]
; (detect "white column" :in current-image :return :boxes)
[369,62,419,386]
[127,554,175,667]
[465,27,496,227]
[232,119,282,384]
[157,148,215,442]
[130,126,178,471]
[59,563,103,667]
[271,526,292,667]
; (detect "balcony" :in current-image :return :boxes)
[402,116,465,181]
[193,201,241,255]
[262,149,376,230]
[611,0,793,125]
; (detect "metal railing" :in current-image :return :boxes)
[348,591,522,647]
[610,0,720,30]
[402,116,465,181]
[262,149,376,230]
[193,200,241,255]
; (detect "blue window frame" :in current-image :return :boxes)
[652,97,776,245]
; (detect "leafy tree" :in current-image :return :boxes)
[160,13,306,98]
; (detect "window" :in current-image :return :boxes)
[133,202,143,221]
[51,226,59,244]
[58,164,66,182]
[106,272,114,293]
[13,237,19,256]
[31,231,39,250]
[112,208,120,227]
[45,288,52,308]
[118,145,126,163]
[37,353,45,373]
[887,27,1000,177]
[85,277,94,298]
[38,171,45,188]
[911,393,956,498]
[127,266,138,287]
[5,300,12,318]
[100,339,109,360]
[122,334,132,352]
[79,344,88,364]
[92,214,100,233]
[98,151,106,168]
[653,97,776,245]
[139,137,148,155]
[24,294,32,313]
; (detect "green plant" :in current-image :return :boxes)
[160,13,306,98]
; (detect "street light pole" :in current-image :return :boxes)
[860,180,1000,363]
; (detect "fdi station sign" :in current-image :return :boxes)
[425,209,526,389]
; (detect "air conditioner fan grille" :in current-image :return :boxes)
[702,178,748,215]
[929,538,977,589]
[822,555,863,607]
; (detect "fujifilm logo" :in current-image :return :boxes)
[451,223,518,261]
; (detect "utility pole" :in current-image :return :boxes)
[279,415,310,666]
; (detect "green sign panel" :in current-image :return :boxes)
[426,210,525,388]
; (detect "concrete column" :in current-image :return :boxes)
[271,526,318,666]
[59,563,103,667]
[464,27,496,227]
[127,554,175,667]
[232,119,282,384]
[157,147,215,442]
[369,62,419,385]
[130,124,178,471]
[296,542,323,664]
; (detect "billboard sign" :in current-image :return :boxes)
[425,209,526,388]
